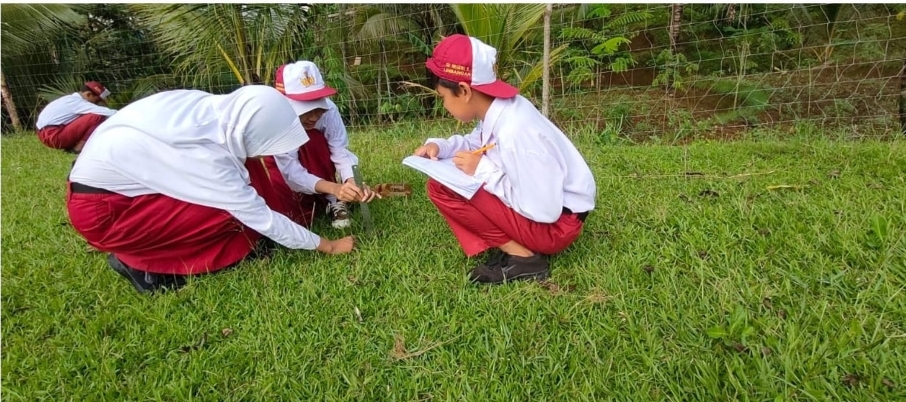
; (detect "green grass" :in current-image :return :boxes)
[2,122,905,401]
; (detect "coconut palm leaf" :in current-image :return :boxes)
[130,4,309,90]
[0,4,84,55]
[450,4,562,93]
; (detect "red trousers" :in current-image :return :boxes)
[38,113,107,150]
[261,128,337,226]
[66,159,287,275]
[426,179,584,257]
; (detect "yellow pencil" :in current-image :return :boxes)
[471,143,497,155]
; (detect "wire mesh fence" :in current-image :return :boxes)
[2,3,905,141]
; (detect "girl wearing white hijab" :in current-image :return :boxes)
[67,85,354,294]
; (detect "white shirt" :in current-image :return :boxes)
[275,98,360,193]
[35,93,117,130]
[69,87,322,250]
[425,95,596,223]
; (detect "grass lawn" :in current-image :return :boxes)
[2,122,905,401]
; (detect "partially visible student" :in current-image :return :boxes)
[67,85,355,294]
[35,81,117,153]
[263,96,379,227]
[272,61,372,228]
[411,34,596,284]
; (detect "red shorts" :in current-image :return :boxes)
[427,179,585,256]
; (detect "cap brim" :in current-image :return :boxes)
[287,97,331,116]
[471,80,519,99]
[284,86,337,101]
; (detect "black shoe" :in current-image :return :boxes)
[481,249,508,268]
[469,253,550,284]
[107,254,187,294]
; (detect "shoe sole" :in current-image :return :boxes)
[108,254,187,294]
[473,270,549,285]
[108,255,153,294]
[331,219,351,229]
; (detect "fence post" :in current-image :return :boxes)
[900,58,906,136]
[542,3,552,118]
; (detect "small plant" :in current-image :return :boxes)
[651,50,700,92]
[694,77,772,125]
[865,214,889,249]
[378,93,421,123]
[706,305,757,353]
[558,5,651,89]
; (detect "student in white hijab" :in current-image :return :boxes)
[67,85,354,294]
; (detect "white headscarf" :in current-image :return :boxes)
[215,85,310,158]
[100,85,308,160]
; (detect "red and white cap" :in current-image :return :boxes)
[274,61,335,115]
[84,81,110,99]
[426,34,518,99]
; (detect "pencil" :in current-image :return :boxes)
[471,143,496,155]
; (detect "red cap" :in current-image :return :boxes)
[426,34,518,98]
[84,81,110,99]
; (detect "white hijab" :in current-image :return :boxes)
[101,85,308,160]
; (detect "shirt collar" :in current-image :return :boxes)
[479,96,515,142]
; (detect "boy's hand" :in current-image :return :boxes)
[335,179,381,203]
[452,151,482,176]
[317,236,355,254]
[413,143,440,160]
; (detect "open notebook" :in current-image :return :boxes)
[402,156,483,199]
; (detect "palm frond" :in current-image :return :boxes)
[130,4,307,89]
[356,12,421,42]
[0,4,84,55]
[604,11,653,29]
[516,43,569,93]
[559,27,606,42]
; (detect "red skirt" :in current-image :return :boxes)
[66,159,288,275]
[38,113,107,150]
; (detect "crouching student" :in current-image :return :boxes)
[66,85,355,294]
[412,34,597,284]
[271,61,370,228]
[35,81,117,153]
[264,96,380,227]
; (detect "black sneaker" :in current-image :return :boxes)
[469,253,550,284]
[107,254,187,294]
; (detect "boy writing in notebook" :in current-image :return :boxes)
[412,34,597,284]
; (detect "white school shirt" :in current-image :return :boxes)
[68,88,322,250]
[274,98,360,193]
[425,95,596,223]
[35,93,117,130]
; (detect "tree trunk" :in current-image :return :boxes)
[725,4,736,26]
[541,3,552,118]
[669,4,684,56]
[1,70,23,131]
[668,4,684,92]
